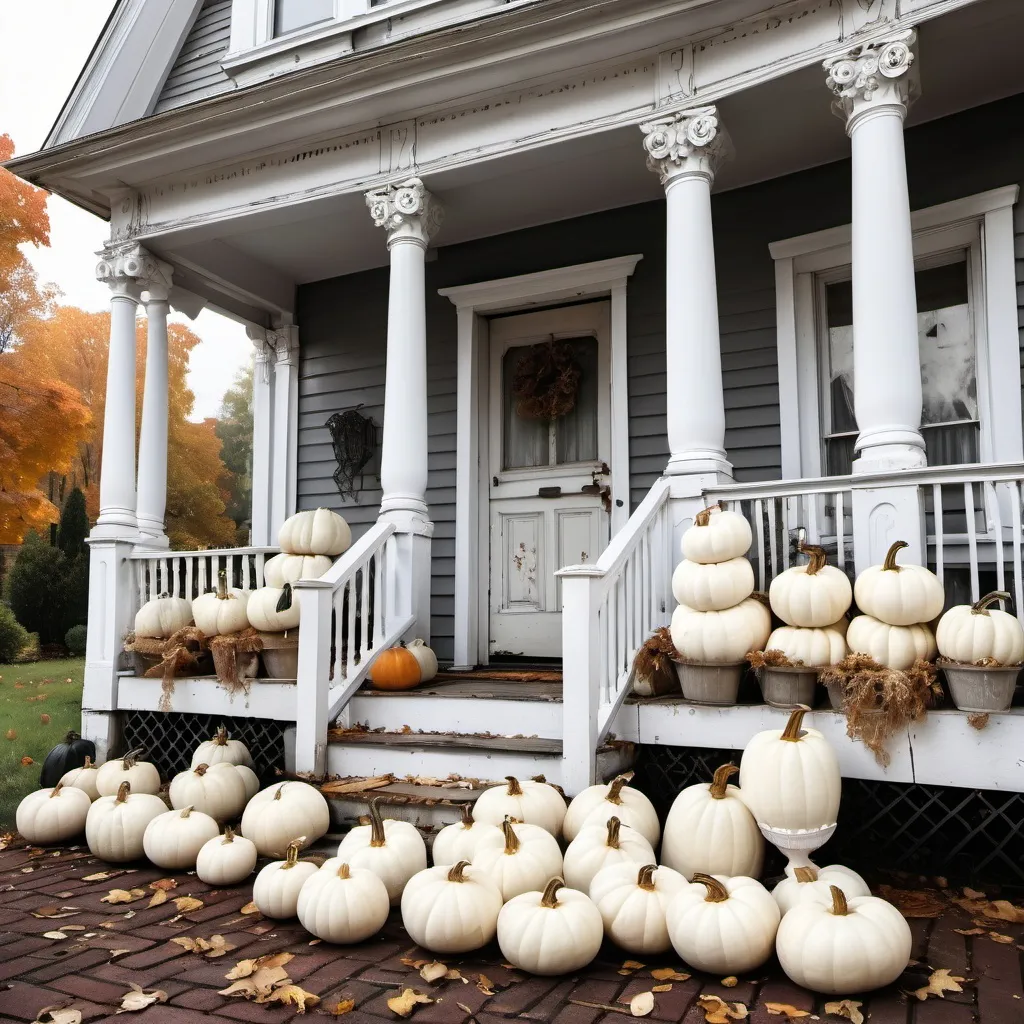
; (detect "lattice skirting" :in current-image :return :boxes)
[633,744,1024,890]
[121,711,287,783]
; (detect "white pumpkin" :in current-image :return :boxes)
[771,862,871,916]
[765,624,848,667]
[335,799,428,905]
[16,783,91,844]
[671,598,771,664]
[263,552,333,589]
[196,827,258,886]
[471,818,564,902]
[247,584,301,632]
[143,805,220,870]
[252,839,319,918]
[672,556,754,612]
[681,504,753,565]
[667,873,781,975]
[95,749,161,798]
[854,540,945,627]
[936,591,1024,666]
[134,594,193,639]
[661,764,765,880]
[406,639,438,683]
[191,726,255,771]
[739,707,841,831]
[471,776,566,837]
[562,772,660,846]
[59,756,101,801]
[169,762,248,824]
[401,860,504,954]
[497,879,604,975]
[589,863,690,956]
[278,507,352,556]
[846,614,937,670]
[86,782,168,862]
[830,616,850,637]
[768,545,853,628]
[297,859,391,944]
[776,885,912,994]
[431,803,502,866]
[562,816,656,894]
[236,765,260,802]
[241,780,330,857]
[192,571,251,636]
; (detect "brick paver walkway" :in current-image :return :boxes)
[0,841,1021,1023]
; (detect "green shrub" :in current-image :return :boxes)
[57,488,89,558]
[0,605,30,664]
[65,624,88,657]
[8,542,67,646]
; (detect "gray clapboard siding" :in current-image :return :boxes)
[153,0,233,114]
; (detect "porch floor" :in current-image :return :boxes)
[0,839,1019,1023]
[358,675,563,701]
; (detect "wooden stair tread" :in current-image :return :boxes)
[328,729,563,755]
[359,678,562,701]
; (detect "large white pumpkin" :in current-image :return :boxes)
[471,818,564,902]
[405,639,438,683]
[562,816,656,894]
[846,614,937,670]
[335,799,428,905]
[86,782,168,862]
[738,708,841,831]
[661,764,764,880]
[263,552,333,589]
[247,584,301,632]
[681,505,752,565]
[590,863,690,956]
[562,772,660,846]
[400,860,504,954]
[191,726,254,770]
[765,624,848,667]
[196,827,258,886]
[134,595,193,639]
[95,749,161,798]
[297,859,391,944]
[192,572,251,636]
[768,546,853,628]
[670,598,772,664]
[776,885,912,994]
[666,873,781,975]
[771,862,871,916]
[936,591,1024,666]
[278,508,352,556]
[143,805,220,870]
[854,540,945,627]
[16,783,91,844]
[497,879,604,975]
[241,781,330,857]
[672,556,755,612]
[252,839,319,918]
[59,757,101,801]
[471,776,566,837]
[236,764,260,802]
[169,762,248,824]
[431,803,502,866]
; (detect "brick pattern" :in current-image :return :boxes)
[0,842,1021,1023]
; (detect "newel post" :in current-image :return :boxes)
[292,579,333,777]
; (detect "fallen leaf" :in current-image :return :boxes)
[988,931,1015,943]
[101,889,146,905]
[240,901,260,915]
[83,871,118,882]
[118,983,168,1012]
[225,951,294,980]
[876,885,945,919]
[110,949,131,956]
[622,960,645,970]
[445,969,463,981]
[330,999,356,1015]
[266,985,320,1013]
[40,714,50,725]
[823,1000,864,1024]
[148,890,169,908]
[765,1004,811,1019]
[5,729,15,739]
[419,962,448,984]
[652,984,672,993]
[650,968,690,982]
[953,927,986,936]
[21,756,34,766]
[477,974,496,996]
[983,899,1024,923]
[171,935,237,957]
[402,957,429,969]
[173,896,204,913]
[43,931,69,940]
[697,995,748,1022]
[388,989,434,1017]
[321,774,395,795]
[457,1004,473,1014]
[150,878,178,891]
[911,968,966,1001]
[964,887,987,899]
[32,907,81,919]
[630,992,654,1017]
[720,977,738,988]
[31,1006,82,1024]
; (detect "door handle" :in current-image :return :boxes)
[538,486,562,498]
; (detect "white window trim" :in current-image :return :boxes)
[439,254,642,669]
[771,185,1022,479]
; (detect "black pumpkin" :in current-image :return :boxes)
[39,730,96,788]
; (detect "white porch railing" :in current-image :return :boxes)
[558,477,673,794]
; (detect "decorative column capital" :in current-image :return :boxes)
[246,326,275,383]
[96,243,173,301]
[271,325,300,367]
[365,177,443,248]
[824,29,919,131]
[640,106,730,187]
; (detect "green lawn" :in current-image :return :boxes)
[0,659,84,831]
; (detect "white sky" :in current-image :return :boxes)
[0,1,252,421]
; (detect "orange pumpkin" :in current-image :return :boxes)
[370,646,422,691]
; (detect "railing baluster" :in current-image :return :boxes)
[932,484,944,583]
[987,481,1005,595]
[360,559,371,661]
[347,576,358,669]
[753,498,766,591]
[640,534,651,642]
[334,582,346,680]
[835,491,846,571]
[1013,483,1024,626]
[766,500,778,584]
[964,481,980,602]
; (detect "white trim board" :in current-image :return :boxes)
[440,254,641,669]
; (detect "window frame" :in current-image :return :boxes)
[770,185,1021,479]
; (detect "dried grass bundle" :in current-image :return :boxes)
[126,626,209,712]
[632,627,680,698]
[747,649,802,669]
[209,627,263,697]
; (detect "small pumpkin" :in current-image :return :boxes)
[192,570,251,636]
[134,594,193,639]
[769,545,853,628]
[252,838,319,918]
[431,803,502,866]
[236,764,260,802]
[854,540,945,627]
[278,507,352,556]
[16,783,91,845]
[681,504,752,565]
[776,885,912,994]
[471,817,564,902]
[562,772,660,846]
[369,645,422,691]
[39,730,96,788]
[59,756,101,801]
[562,816,656,894]
[672,556,755,612]
[589,863,690,955]
[86,781,168,863]
[471,775,566,837]
[406,639,438,682]
[661,764,764,880]
[771,863,871,916]
[143,805,220,870]
[241,781,330,858]
[263,552,333,589]
[765,624,848,667]
[196,827,258,886]
[95,748,161,798]
[497,878,604,975]
[846,614,937,670]
[936,591,1024,666]
[168,762,248,824]
[671,598,771,664]
[400,860,503,954]
[247,583,301,632]
[191,726,255,770]
[297,859,391,944]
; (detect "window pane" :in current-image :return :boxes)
[503,346,549,470]
[275,0,334,36]
[825,282,855,434]
[555,338,599,464]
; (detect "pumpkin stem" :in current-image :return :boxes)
[194,763,209,777]
[780,706,811,742]
[501,817,521,855]
[447,860,471,883]
[276,583,293,613]
[794,866,818,883]
[222,827,236,844]
[180,805,194,818]
[693,873,729,903]
[972,591,1011,615]
[605,772,634,805]
[798,543,828,576]
[273,785,284,801]
[116,781,131,803]
[694,503,720,528]
[216,570,228,600]
[882,540,908,572]
[505,776,523,796]
[829,885,849,916]
[338,862,351,880]
[282,838,306,867]
[50,782,64,797]
[532,775,548,784]
[214,726,229,745]
[65,730,81,743]
[459,803,474,829]
[121,747,143,769]
[605,816,622,849]
[637,864,657,891]
[83,756,93,769]
[540,877,565,908]
[749,590,771,608]
[368,798,387,847]
[709,763,739,799]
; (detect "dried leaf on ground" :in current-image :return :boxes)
[445,969,464,982]
[387,989,434,1017]
[101,889,146,904]
[219,966,290,1001]
[150,878,178,891]
[225,951,294,980]
[117,983,168,1012]
[320,774,395,795]
[21,756,34,766]
[697,995,748,1022]
[172,896,204,913]
[240,901,260,915]
[477,974,496,996]
[988,931,1015,943]
[43,930,69,940]
[457,1004,473,1014]
[330,1000,356,1016]
[401,957,429,969]
[983,899,1024,923]
[964,887,987,899]
[876,885,945,918]
[83,871,118,882]
[31,1006,82,1024]
[823,1000,864,1024]
[953,927,986,936]
[765,1004,811,1019]
[650,968,690,982]
[720,977,738,988]
[265,985,320,1013]
[32,907,81,919]
[171,935,236,958]
[621,960,645,970]
[911,968,966,1001]
[630,992,654,1017]
[148,890,169,908]
[419,962,448,984]
[652,984,672,993]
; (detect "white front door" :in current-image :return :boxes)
[488,302,612,658]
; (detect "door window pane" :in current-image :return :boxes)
[275,0,334,36]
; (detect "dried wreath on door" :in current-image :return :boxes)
[511,339,582,420]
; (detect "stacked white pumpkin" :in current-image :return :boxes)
[670,505,771,678]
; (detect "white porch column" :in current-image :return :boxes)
[642,107,732,484]
[136,257,174,548]
[271,325,299,538]
[825,30,925,473]
[247,328,274,546]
